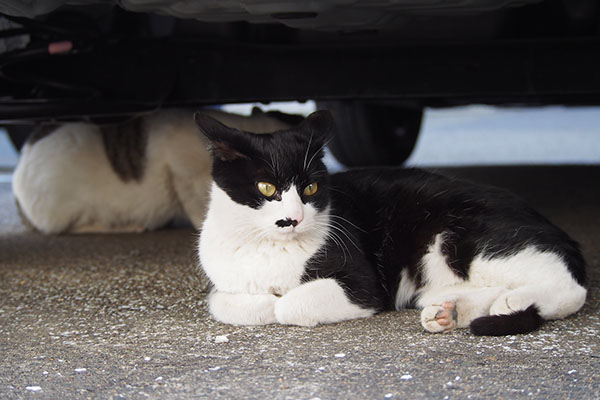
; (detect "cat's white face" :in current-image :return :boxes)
[253,185,325,240]
[211,183,328,243]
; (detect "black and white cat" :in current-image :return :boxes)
[196,110,587,335]
[13,108,300,234]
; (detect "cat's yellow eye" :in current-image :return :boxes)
[257,182,276,197]
[303,182,318,196]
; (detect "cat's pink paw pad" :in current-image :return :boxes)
[421,302,457,333]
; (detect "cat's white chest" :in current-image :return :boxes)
[198,183,328,296]
[199,224,316,295]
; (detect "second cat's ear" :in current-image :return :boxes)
[194,112,251,161]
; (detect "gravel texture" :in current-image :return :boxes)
[1,165,599,399]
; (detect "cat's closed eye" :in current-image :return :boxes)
[303,183,318,196]
[257,181,276,197]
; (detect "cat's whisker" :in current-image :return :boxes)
[260,156,277,176]
[313,225,349,265]
[324,220,363,254]
[247,227,273,243]
[312,221,351,263]
[329,214,367,233]
[303,132,314,171]
[327,186,352,198]
[305,136,333,172]
[231,224,271,246]
[310,170,329,179]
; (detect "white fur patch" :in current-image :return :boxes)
[274,278,375,327]
[414,235,587,331]
[208,290,278,325]
[395,269,417,310]
[419,233,464,288]
[469,248,587,319]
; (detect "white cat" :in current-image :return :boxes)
[12,108,300,234]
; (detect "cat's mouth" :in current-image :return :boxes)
[273,224,307,240]
[274,217,303,238]
[276,225,298,236]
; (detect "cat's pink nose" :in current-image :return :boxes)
[290,211,303,226]
[284,205,304,227]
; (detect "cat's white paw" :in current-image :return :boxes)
[274,278,374,327]
[274,293,319,327]
[421,302,457,333]
[489,293,532,316]
[208,291,278,325]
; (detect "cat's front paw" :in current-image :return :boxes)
[274,278,375,327]
[274,295,318,327]
[208,291,278,325]
[421,302,457,333]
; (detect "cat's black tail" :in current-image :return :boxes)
[470,305,544,336]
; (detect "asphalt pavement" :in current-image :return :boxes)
[1,164,599,399]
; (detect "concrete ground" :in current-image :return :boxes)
[1,165,599,399]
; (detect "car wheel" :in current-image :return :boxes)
[317,101,423,167]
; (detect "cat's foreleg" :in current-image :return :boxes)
[208,290,278,325]
[274,278,375,327]
[418,286,506,333]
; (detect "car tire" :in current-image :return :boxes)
[317,101,423,167]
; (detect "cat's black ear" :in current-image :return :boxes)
[194,112,251,161]
[300,110,334,138]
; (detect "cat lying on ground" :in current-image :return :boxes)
[195,110,586,336]
[13,108,301,234]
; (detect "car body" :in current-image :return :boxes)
[1,0,598,165]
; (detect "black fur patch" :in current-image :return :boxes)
[100,117,147,182]
[276,218,298,228]
[470,305,544,336]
